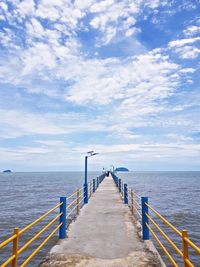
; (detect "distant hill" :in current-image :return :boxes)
[3,170,12,173]
[115,167,129,172]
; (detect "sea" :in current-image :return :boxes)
[0,171,199,266]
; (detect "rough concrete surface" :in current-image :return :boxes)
[40,176,162,267]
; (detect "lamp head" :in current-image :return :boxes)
[86,151,99,157]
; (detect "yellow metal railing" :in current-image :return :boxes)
[65,182,92,221]
[128,188,142,220]
[112,173,200,267]
[144,202,200,267]
[0,202,62,267]
[0,180,96,267]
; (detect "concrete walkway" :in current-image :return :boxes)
[40,176,162,267]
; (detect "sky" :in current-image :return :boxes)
[0,0,200,171]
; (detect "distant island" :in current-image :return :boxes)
[3,170,12,173]
[115,167,129,172]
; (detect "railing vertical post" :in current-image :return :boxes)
[131,189,134,216]
[182,229,189,267]
[76,189,80,215]
[84,183,88,204]
[12,228,19,267]
[97,177,99,188]
[121,181,124,198]
[93,179,96,193]
[59,196,66,239]
[124,184,128,204]
[118,178,121,193]
[141,197,149,240]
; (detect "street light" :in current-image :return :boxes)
[84,151,99,204]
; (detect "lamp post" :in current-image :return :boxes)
[84,151,99,204]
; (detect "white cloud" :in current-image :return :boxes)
[0,0,200,170]
[0,109,107,139]
[183,25,200,37]
[179,68,195,73]
[16,0,36,17]
[0,2,8,11]
[168,37,200,48]
[65,50,179,109]
[174,46,200,59]
[168,36,200,59]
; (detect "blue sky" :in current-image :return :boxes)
[0,0,200,171]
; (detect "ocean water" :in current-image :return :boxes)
[0,171,199,266]
[119,171,200,267]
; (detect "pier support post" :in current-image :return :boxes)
[84,183,88,204]
[142,197,149,240]
[12,228,19,267]
[59,197,66,239]
[131,189,134,215]
[182,230,189,267]
[118,179,121,193]
[124,184,128,204]
[97,177,99,188]
[93,179,96,193]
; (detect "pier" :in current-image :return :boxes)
[40,174,161,266]
[0,171,200,267]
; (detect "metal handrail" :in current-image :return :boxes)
[133,198,141,209]
[145,212,183,258]
[184,237,200,254]
[21,222,62,267]
[67,190,78,200]
[66,203,79,219]
[0,175,103,267]
[18,213,62,255]
[132,204,142,219]
[66,197,77,209]
[145,202,182,237]
[19,202,62,235]
[111,172,200,267]
[145,222,178,267]
[0,234,17,249]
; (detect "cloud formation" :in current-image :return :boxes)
[0,0,200,170]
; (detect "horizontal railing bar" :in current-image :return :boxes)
[66,197,77,210]
[134,193,140,199]
[0,234,17,249]
[21,222,62,267]
[145,213,183,258]
[132,204,142,219]
[79,191,84,198]
[18,213,62,255]
[67,190,78,201]
[145,203,182,237]
[133,198,141,209]
[146,223,178,267]
[19,202,62,235]
[184,237,200,254]
[66,203,78,219]
[79,196,84,204]
[128,189,140,200]
[1,254,16,267]
[185,258,194,267]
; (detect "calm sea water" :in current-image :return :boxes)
[120,171,200,267]
[0,171,199,266]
